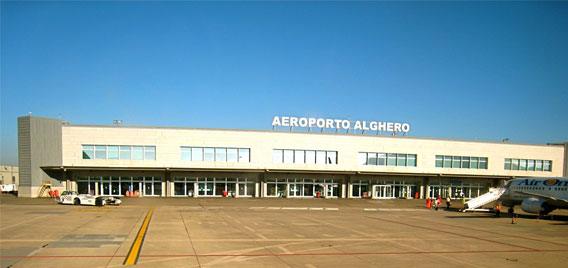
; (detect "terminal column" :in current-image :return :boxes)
[255,182,260,198]
[419,177,428,199]
[164,171,171,197]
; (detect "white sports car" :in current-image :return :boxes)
[58,191,106,206]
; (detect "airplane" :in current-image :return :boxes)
[500,177,568,215]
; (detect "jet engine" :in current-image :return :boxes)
[521,198,553,215]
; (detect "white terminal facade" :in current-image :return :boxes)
[17,116,568,199]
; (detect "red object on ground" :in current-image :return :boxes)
[317,192,321,198]
[426,198,431,208]
[48,190,54,197]
[54,190,60,197]
[126,191,130,197]
[134,190,139,197]
[222,190,227,197]
[415,192,419,199]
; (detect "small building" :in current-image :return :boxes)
[0,165,19,186]
[17,115,567,199]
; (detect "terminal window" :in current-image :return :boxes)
[82,145,156,160]
[358,152,416,167]
[504,158,552,172]
[435,155,487,169]
[273,149,338,164]
[181,147,250,162]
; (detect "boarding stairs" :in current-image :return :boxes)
[37,183,52,198]
[462,187,506,212]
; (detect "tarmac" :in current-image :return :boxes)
[1,194,567,267]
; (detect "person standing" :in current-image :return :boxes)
[495,203,501,217]
[446,196,451,209]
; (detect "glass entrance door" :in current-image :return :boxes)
[226,183,236,197]
[315,184,324,198]
[352,182,370,198]
[325,184,338,197]
[238,183,246,196]
[198,183,214,196]
[111,180,120,195]
[374,185,393,199]
[142,177,161,196]
[289,184,301,197]
[144,182,153,196]
[429,186,449,198]
[101,181,111,196]
[452,187,463,199]
[237,183,254,197]
[394,185,413,198]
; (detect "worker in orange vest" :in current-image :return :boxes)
[495,204,501,217]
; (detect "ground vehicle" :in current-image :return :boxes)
[0,184,17,193]
[58,191,106,206]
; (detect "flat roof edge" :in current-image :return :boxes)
[61,124,562,147]
[41,166,514,179]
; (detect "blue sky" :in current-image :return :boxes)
[1,1,567,165]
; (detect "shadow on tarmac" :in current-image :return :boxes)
[445,212,568,222]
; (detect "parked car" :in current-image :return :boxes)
[0,184,17,193]
[58,191,106,206]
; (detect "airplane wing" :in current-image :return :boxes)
[514,191,568,207]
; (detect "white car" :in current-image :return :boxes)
[58,191,106,206]
[0,184,17,193]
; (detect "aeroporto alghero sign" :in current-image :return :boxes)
[272,116,410,133]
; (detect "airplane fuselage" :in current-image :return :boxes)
[500,177,568,215]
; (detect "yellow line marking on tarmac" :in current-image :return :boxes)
[123,208,154,265]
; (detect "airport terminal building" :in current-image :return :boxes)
[17,116,567,199]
